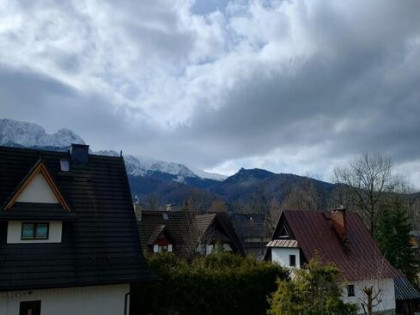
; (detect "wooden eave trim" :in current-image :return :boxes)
[4,163,71,211]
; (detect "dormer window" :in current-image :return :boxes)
[21,222,49,240]
[60,159,70,172]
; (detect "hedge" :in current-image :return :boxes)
[131,252,287,315]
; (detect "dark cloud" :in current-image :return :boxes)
[1,0,420,185]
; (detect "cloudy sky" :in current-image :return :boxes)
[1,0,420,185]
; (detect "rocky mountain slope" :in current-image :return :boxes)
[0,118,333,208]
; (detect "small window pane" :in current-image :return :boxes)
[22,224,34,239]
[20,300,41,315]
[21,223,49,240]
[289,254,296,267]
[36,224,49,239]
[347,285,355,297]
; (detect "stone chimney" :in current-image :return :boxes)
[133,203,142,221]
[70,144,89,165]
[166,204,172,212]
[331,207,351,251]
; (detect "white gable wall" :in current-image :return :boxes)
[269,248,395,314]
[7,221,62,244]
[343,278,396,315]
[271,247,301,268]
[0,284,130,315]
[16,173,59,203]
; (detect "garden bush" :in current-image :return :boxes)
[131,252,287,315]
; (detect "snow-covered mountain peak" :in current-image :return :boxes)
[0,118,84,147]
[96,150,197,178]
[0,118,224,181]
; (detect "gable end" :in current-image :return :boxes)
[4,161,70,211]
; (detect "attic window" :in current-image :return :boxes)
[279,227,289,238]
[60,159,70,172]
[162,213,169,220]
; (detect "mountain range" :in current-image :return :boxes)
[0,118,334,209]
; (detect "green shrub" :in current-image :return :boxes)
[131,252,287,315]
[268,256,357,315]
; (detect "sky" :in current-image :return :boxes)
[1,0,420,186]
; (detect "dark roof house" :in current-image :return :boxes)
[231,213,269,260]
[138,210,244,257]
[0,144,155,315]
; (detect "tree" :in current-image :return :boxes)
[360,285,383,315]
[333,153,395,235]
[268,256,357,315]
[208,199,228,213]
[247,189,282,237]
[282,178,320,211]
[145,192,162,211]
[375,201,418,282]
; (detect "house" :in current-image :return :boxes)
[231,213,270,260]
[138,209,244,257]
[0,144,156,315]
[266,208,409,314]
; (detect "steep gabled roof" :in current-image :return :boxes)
[3,159,70,211]
[273,210,401,281]
[139,211,244,256]
[0,145,156,291]
[147,225,172,246]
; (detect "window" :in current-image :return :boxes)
[153,244,173,253]
[20,300,41,315]
[347,284,355,297]
[289,254,296,267]
[60,159,70,172]
[21,223,49,240]
[279,227,289,238]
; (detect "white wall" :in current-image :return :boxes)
[271,248,301,268]
[16,173,59,204]
[0,284,130,315]
[7,221,62,244]
[153,244,173,252]
[206,243,232,254]
[342,278,396,314]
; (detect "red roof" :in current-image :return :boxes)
[282,210,401,281]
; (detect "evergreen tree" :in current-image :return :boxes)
[375,200,417,282]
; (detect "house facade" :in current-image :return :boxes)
[138,209,244,257]
[0,145,155,315]
[266,209,401,315]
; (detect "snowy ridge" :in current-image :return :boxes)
[0,118,84,147]
[0,118,225,181]
[96,150,197,178]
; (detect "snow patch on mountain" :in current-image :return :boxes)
[0,118,225,181]
[192,168,227,181]
[95,150,197,178]
[0,118,84,147]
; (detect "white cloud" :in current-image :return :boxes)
[1,0,420,188]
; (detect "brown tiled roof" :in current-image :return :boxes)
[139,211,244,256]
[266,239,298,248]
[147,225,167,246]
[280,210,401,281]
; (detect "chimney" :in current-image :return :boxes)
[70,144,89,165]
[166,204,172,212]
[133,203,142,221]
[331,207,351,251]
